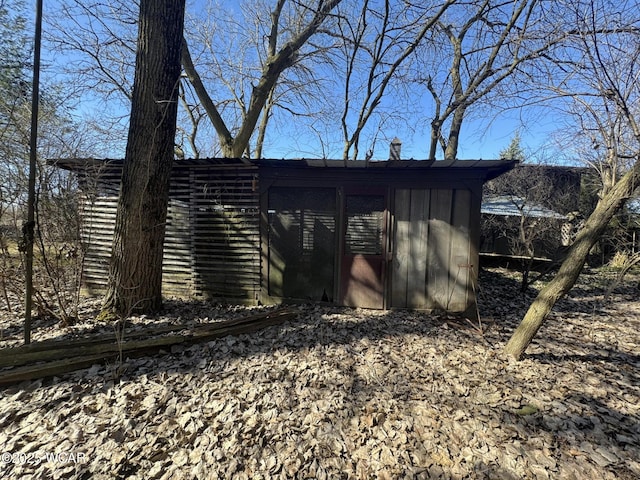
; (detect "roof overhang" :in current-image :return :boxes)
[50,157,517,183]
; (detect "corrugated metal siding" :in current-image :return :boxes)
[78,164,260,302]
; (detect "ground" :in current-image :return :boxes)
[0,268,638,479]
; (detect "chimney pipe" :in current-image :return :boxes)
[390,137,401,160]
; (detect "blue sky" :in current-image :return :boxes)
[32,0,573,163]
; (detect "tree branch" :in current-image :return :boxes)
[180,36,236,157]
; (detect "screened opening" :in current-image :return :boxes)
[345,194,385,255]
[267,187,336,301]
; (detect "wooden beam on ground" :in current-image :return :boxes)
[0,307,296,386]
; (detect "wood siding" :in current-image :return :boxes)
[79,163,260,301]
[58,157,513,312]
[392,188,476,313]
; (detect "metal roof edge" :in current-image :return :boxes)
[50,157,517,173]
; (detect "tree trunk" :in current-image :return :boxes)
[180,37,236,157]
[504,160,640,359]
[254,87,275,160]
[102,0,186,316]
[444,107,465,161]
[428,119,440,161]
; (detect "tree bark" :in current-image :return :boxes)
[504,159,640,359]
[102,0,186,316]
[444,106,465,161]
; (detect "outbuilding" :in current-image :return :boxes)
[55,157,515,316]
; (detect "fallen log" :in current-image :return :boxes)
[0,307,297,386]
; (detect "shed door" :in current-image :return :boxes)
[340,191,387,309]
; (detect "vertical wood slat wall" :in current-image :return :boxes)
[79,163,260,302]
[391,188,475,312]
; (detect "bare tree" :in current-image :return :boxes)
[181,0,342,159]
[101,0,186,316]
[44,0,559,162]
[46,0,333,159]
[45,1,138,103]
[0,0,99,330]
[504,0,640,359]
[330,0,455,161]
[483,160,575,291]
[44,1,139,154]
[419,0,569,160]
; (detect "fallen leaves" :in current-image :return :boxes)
[0,268,638,479]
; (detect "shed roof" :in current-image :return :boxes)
[481,195,567,219]
[52,157,516,181]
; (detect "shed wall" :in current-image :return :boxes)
[259,163,486,314]
[79,163,260,301]
[392,188,476,312]
[66,157,511,312]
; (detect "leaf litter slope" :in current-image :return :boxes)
[0,268,638,479]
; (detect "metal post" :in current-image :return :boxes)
[24,0,43,344]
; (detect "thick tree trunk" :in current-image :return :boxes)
[504,161,640,359]
[102,0,186,316]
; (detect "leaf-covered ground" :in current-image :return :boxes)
[0,267,638,479]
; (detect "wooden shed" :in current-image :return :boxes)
[55,157,515,315]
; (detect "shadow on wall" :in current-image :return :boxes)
[267,187,336,303]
